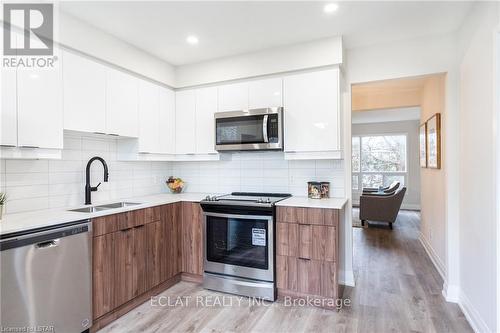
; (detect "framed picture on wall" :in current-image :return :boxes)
[427,113,441,169]
[419,123,427,168]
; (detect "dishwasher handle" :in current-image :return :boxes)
[0,221,90,252]
[36,239,60,249]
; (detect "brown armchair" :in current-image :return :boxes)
[359,187,406,229]
[362,181,400,195]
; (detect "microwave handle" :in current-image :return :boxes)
[263,115,269,143]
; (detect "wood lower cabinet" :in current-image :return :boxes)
[114,227,135,307]
[92,204,182,323]
[93,233,115,319]
[276,206,340,307]
[181,202,203,275]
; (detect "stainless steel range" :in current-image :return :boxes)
[200,192,291,300]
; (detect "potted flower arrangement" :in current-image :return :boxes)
[0,192,6,220]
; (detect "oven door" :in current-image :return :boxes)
[214,108,283,151]
[203,212,274,282]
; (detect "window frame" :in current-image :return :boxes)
[352,133,409,192]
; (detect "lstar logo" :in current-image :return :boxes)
[3,3,54,56]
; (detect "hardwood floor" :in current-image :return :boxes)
[98,210,472,333]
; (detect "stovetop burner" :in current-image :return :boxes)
[202,192,291,207]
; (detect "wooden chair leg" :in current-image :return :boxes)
[389,222,393,230]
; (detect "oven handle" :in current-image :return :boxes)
[262,115,269,143]
[203,211,273,222]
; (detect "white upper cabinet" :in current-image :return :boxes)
[283,68,340,157]
[218,82,248,111]
[159,87,175,154]
[138,80,160,153]
[106,68,139,137]
[248,77,283,109]
[17,51,63,149]
[62,50,106,133]
[195,86,218,154]
[175,90,196,154]
[1,67,17,147]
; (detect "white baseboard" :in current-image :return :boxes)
[418,232,446,281]
[339,270,355,287]
[442,281,460,303]
[458,291,492,333]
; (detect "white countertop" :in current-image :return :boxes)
[276,196,348,210]
[0,193,348,237]
[0,193,212,236]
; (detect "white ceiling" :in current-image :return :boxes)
[352,107,421,124]
[60,1,473,66]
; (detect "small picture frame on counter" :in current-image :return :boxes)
[321,182,330,198]
[308,182,322,199]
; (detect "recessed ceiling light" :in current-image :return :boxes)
[186,35,199,45]
[323,3,339,14]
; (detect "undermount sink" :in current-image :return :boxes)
[96,202,142,209]
[68,206,107,213]
[68,202,142,213]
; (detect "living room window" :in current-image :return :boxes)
[352,134,407,191]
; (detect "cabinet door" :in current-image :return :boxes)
[106,68,139,137]
[297,258,321,296]
[283,68,340,153]
[17,55,63,149]
[160,203,181,280]
[195,86,218,154]
[1,67,17,146]
[218,82,248,111]
[146,221,163,288]
[175,90,196,154]
[62,50,106,133]
[114,228,134,307]
[182,202,203,275]
[93,233,115,319]
[133,225,147,296]
[248,77,282,109]
[159,87,175,154]
[138,80,160,153]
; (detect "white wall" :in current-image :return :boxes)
[345,31,460,302]
[351,119,421,209]
[171,153,344,197]
[175,36,343,87]
[457,3,499,332]
[0,133,171,214]
[58,11,176,87]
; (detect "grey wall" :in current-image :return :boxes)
[352,119,421,209]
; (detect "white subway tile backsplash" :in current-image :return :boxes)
[6,160,49,174]
[1,134,171,214]
[5,173,49,187]
[6,197,49,213]
[6,184,49,200]
[1,135,345,214]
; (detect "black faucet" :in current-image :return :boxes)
[85,156,109,205]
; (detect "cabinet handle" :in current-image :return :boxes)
[120,227,133,232]
[93,132,106,135]
[298,257,311,261]
[108,133,119,137]
[19,145,39,149]
[0,144,16,147]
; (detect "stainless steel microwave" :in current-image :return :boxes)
[214,107,283,151]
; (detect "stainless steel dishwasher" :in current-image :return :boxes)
[1,220,92,333]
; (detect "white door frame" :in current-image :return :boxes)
[495,27,500,333]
